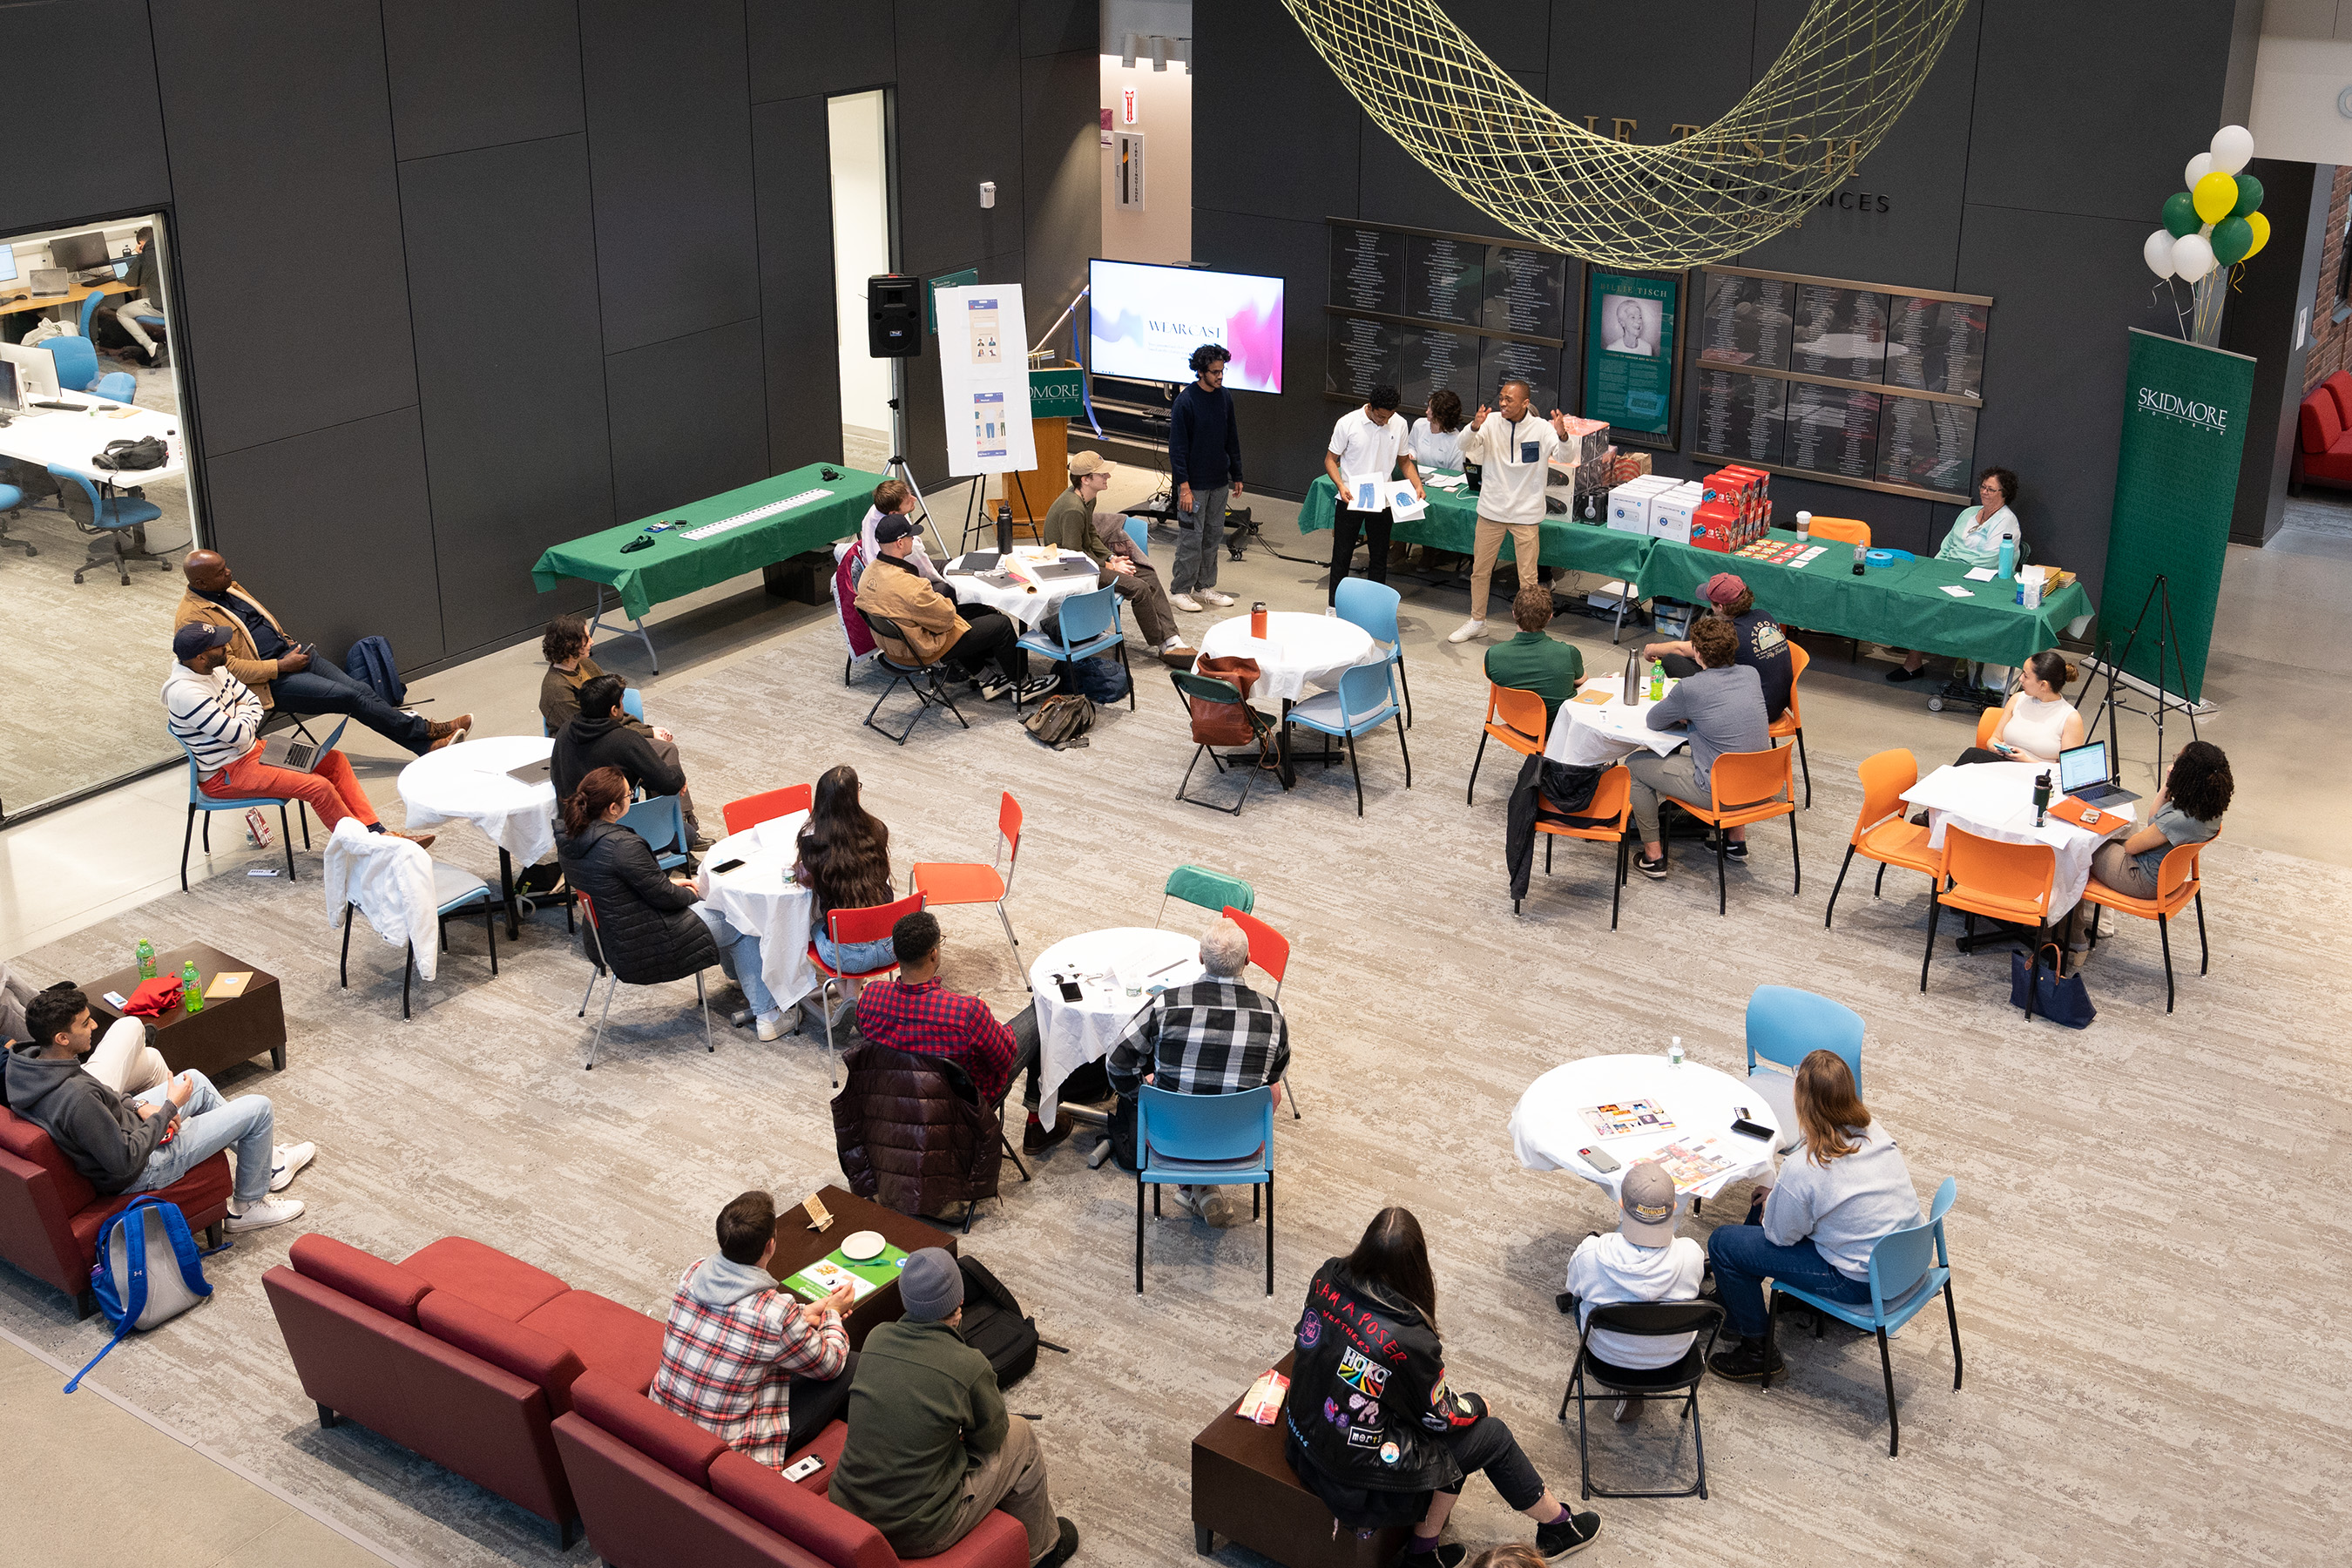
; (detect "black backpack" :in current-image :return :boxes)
[956,1255,1041,1388]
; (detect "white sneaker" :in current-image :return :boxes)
[268,1141,316,1193]
[1200,590,1236,607]
[226,1196,306,1233]
[1169,593,1204,613]
[1447,618,1486,644]
[754,1010,790,1042]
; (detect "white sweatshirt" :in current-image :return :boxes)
[1564,1232,1707,1369]
[1456,410,1563,526]
[1762,1120,1923,1281]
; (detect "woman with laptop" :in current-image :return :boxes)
[2059,740,2233,963]
[1952,649,2083,767]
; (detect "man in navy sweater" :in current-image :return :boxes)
[1166,343,1245,612]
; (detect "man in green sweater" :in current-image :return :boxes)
[832,1249,1077,1566]
[1483,582,1586,725]
[1038,452,1193,667]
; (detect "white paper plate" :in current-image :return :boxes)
[840,1229,886,1262]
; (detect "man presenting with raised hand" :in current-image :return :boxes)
[1448,378,1571,645]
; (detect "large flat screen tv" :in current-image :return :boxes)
[1088,259,1283,392]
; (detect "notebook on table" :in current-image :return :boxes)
[1031,559,1098,581]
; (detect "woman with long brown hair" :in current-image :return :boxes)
[793,766,896,986]
[1705,1051,1923,1382]
[1287,1207,1602,1565]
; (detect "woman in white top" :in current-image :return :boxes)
[1889,467,2023,681]
[1706,1051,1922,1380]
[1408,389,1466,472]
[857,479,945,585]
[1957,649,2083,766]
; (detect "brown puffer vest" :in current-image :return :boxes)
[830,1043,1007,1220]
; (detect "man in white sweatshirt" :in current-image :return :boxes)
[1448,378,1574,643]
[1564,1161,1706,1422]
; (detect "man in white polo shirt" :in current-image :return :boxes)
[1321,384,1423,605]
[1449,377,1574,643]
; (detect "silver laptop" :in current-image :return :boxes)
[28,268,68,296]
[2058,740,2139,808]
[257,730,326,774]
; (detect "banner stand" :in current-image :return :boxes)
[2083,573,2204,787]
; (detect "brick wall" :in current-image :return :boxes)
[2304,165,2352,395]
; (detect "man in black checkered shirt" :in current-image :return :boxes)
[1106,920,1288,1228]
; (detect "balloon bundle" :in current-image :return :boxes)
[2141,125,2268,347]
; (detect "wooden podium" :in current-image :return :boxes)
[1003,362,1088,529]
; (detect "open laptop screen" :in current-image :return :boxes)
[2058,741,2107,794]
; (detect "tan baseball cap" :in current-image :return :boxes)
[1618,1161,1679,1246]
[1067,450,1107,476]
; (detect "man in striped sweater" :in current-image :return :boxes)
[163,622,429,846]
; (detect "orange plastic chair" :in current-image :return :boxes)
[1523,764,1634,928]
[1973,706,2002,750]
[908,792,1024,969]
[1920,827,2056,1013]
[1806,517,1871,547]
[1824,749,1939,929]
[1662,747,1798,916]
[807,891,925,1085]
[1222,905,1301,1119]
[2082,835,2213,1013]
[1769,642,1811,808]
[1468,684,1549,805]
[720,784,812,836]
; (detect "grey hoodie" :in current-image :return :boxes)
[686,1254,783,1308]
[2,1043,177,1193]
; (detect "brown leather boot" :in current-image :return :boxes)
[424,714,474,752]
[386,829,436,851]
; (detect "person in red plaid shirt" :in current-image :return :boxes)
[855,912,1044,1117]
[650,1190,857,1469]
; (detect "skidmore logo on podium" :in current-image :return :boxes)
[2137,387,2229,434]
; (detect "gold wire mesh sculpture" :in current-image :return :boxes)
[1281,0,1972,268]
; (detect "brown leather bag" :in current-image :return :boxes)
[1189,655,1264,746]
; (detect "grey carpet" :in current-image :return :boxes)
[2,576,2344,1568]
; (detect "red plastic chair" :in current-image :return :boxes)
[909,792,1024,970]
[1223,905,1299,1120]
[806,892,925,1085]
[720,785,811,836]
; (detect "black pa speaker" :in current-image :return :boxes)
[868,274,922,359]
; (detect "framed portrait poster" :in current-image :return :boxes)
[1580,267,1684,449]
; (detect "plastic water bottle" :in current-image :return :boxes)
[180,961,204,1013]
[137,939,156,980]
[1851,542,1867,577]
[1997,537,2017,580]
[1646,659,1665,702]
[1668,1036,1685,1069]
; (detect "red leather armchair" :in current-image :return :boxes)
[2295,371,2352,491]
[0,1102,232,1318]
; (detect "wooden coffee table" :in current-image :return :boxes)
[766,1185,955,1349]
[1192,1349,1406,1566]
[84,942,287,1077]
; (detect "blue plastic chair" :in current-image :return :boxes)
[0,483,29,558]
[339,850,500,1019]
[79,290,105,337]
[1743,985,1863,1151]
[1763,1177,1962,1457]
[1014,585,1131,714]
[1124,517,1149,558]
[92,370,135,404]
[1155,863,1254,926]
[38,335,101,394]
[171,714,348,889]
[49,465,166,585]
[544,684,647,737]
[1282,662,1411,815]
[619,794,691,872]
[1335,578,1411,728]
[1135,1084,1275,1295]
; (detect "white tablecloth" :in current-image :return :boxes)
[1902,761,2134,912]
[1194,611,1379,706]
[944,549,1102,630]
[693,814,821,1011]
[1542,673,1690,767]
[1028,926,1203,1130]
[396,735,557,865]
[1510,1053,1781,1203]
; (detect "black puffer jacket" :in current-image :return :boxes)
[558,820,719,983]
[831,1044,1004,1220]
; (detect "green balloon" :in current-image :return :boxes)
[2210,215,2254,266]
[2162,192,2200,238]
[2230,172,2264,216]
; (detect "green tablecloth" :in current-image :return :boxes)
[1637,530,2097,669]
[1300,473,1652,582]
[531,463,889,621]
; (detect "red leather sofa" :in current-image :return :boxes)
[0,1102,232,1318]
[2295,370,2352,491]
[551,1369,1029,1568]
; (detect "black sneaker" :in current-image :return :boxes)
[1535,1510,1602,1558]
[1707,1337,1786,1382]
[1885,664,1926,683]
[1397,1544,1467,1568]
[1041,1518,1080,1568]
[1634,852,1669,881]
[1723,839,1748,861]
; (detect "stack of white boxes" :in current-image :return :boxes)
[1604,475,1676,535]
[1646,480,1705,544]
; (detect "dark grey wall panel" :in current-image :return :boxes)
[203,408,443,666]
[579,0,759,355]
[0,0,170,233]
[1357,70,1546,238]
[383,0,585,162]
[1020,0,1092,58]
[151,0,416,456]
[1021,50,1100,333]
[893,2,1024,278]
[753,97,841,474]
[1195,1,1359,226]
[605,322,770,524]
[1544,2,1754,145]
[402,137,612,651]
[1193,210,1335,501]
[748,0,897,104]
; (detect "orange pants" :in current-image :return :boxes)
[201,747,379,831]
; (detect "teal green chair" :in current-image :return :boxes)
[1157,864,1253,926]
[619,794,690,872]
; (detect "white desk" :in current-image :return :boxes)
[0,398,185,488]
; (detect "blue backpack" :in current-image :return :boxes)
[342,635,407,708]
[64,1197,223,1392]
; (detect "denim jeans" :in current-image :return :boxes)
[270,659,433,754]
[814,929,896,976]
[1706,1213,1875,1339]
[693,906,775,1018]
[1434,1414,1547,1511]
[129,1071,275,1206]
[1173,484,1228,593]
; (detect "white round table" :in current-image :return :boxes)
[693,813,821,1014]
[1193,611,1378,706]
[1028,926,1203,1130]
[1541,673,1691,768]
[944,549,1102,630]
[1508,1052,1781,1204]
[396,735,557,936]
[1901,760,2134,912]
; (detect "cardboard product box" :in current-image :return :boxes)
[1560,415,1612,468]
[1688,499,1741,552]
[1605,476,1673,534]
[1648,482,1703,542]
[1574,483,1612,524]
[1606,450,1653,486]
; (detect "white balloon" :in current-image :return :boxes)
[2144,229,2176,278]
[2172,232,2213,282]
[2185,152,2214,186]
[2209,125,2254,174]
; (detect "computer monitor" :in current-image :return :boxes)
[49,231,108,272]
[0,246,17,283]
[2058,740,2109,794]
[0,341,58,401]
[0,359,19,414]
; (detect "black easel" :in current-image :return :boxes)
[2082,572,2201,787]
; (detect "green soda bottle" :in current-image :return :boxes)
[1646,659,1665,702]
[137,939,157,979]
[181,961,205,1013]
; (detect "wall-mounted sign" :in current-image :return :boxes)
[1321,217,1573,409]
[1114,132,1145,210]
[1579,268,1683,449]
[1121,85,1139,125]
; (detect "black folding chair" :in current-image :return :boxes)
[1168,671,1280,815]
[857,607,970,745]
[1557,1299,1725,1500]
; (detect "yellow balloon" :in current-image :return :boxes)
[2193,172,2238,224]
[2245,210,2271,260]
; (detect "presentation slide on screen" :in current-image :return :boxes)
[1089,260,1283,392]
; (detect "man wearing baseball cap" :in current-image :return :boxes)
[855,518,1052,702]
[1038,451,1195,667]
[831,1248,1078,1566]
[1642,571,1793,724]
[162,621,430,848]
[1562,1161,1707,1417]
